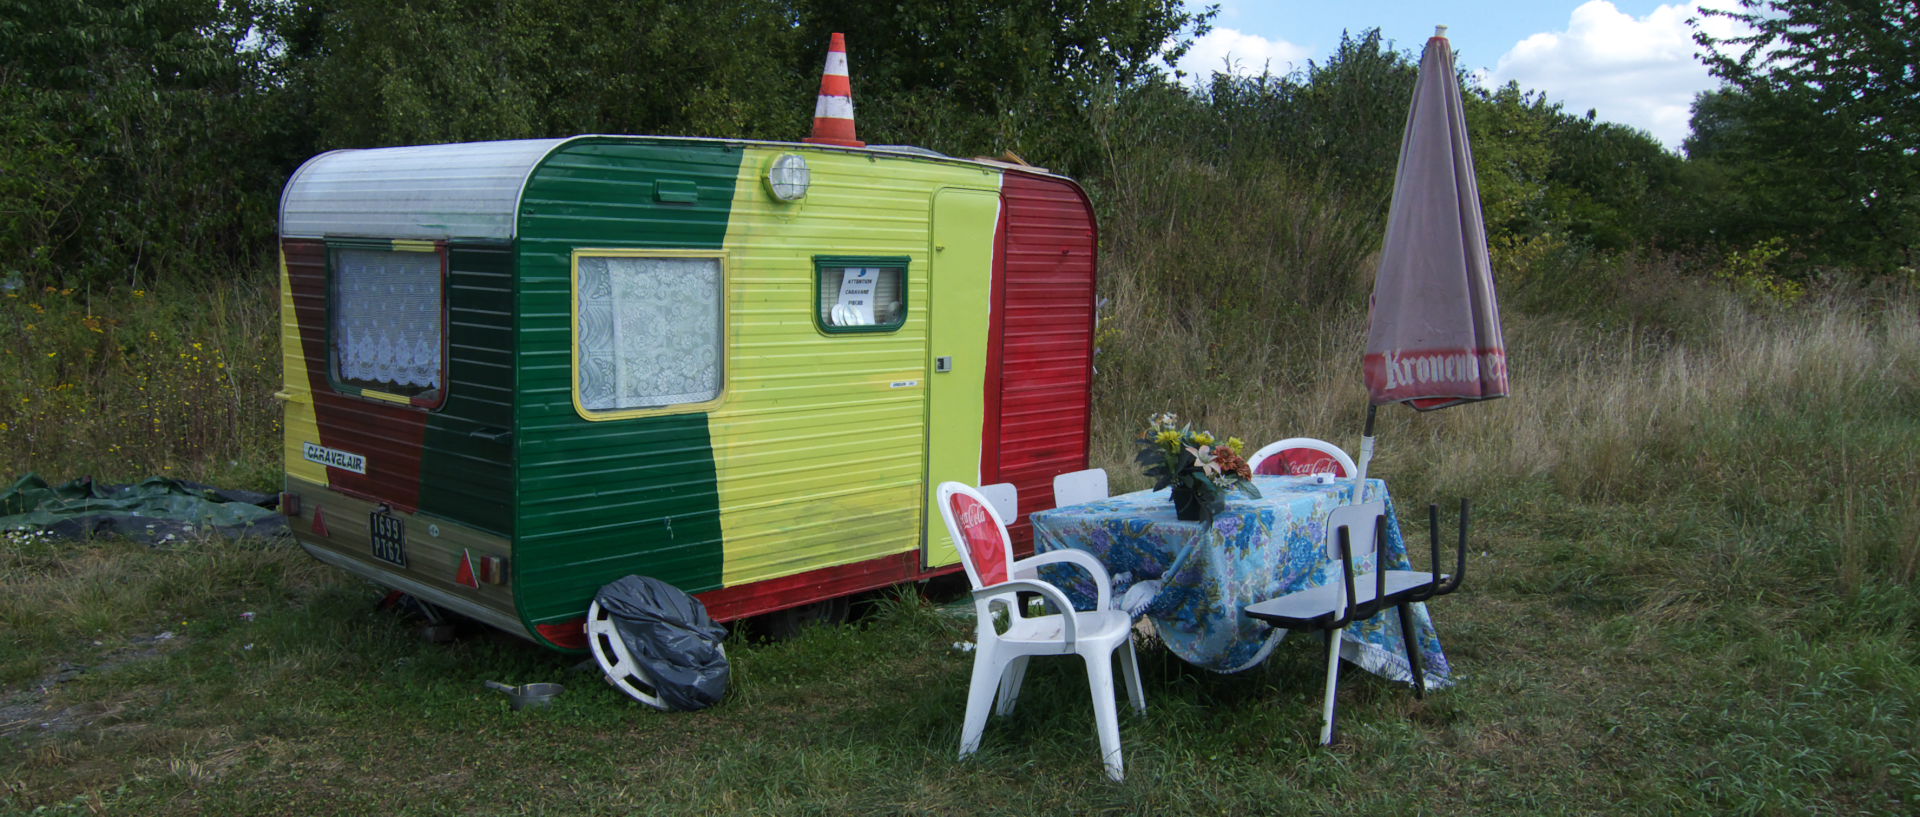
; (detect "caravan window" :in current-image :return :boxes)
[329,245,445,405]
[573,252,725,417]
[815,256,907,333]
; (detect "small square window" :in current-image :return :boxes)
[816,257,908,333]
[330,246,444,405]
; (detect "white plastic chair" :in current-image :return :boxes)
[979,481,1018,526]
[1247,437,1358,477]
[937,481,1146,781]
[1051,468,1109,508]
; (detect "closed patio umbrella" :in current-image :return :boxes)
[1354,25,1509,484]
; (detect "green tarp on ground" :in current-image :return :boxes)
[0,473,286,544]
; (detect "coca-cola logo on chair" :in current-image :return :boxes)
[1256,449,1348,477]
[951,493,1008,584]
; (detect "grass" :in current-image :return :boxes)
[1,276,281,490]
[3,269,1916,813]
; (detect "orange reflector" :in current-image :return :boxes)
[479,555,506,585]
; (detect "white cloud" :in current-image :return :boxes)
[1488,2,1751,151]
[1175,27,1313,83]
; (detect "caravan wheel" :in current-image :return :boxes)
[755,595,851,641]
[586,600,671,710]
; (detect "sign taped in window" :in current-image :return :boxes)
[815,258,906,332]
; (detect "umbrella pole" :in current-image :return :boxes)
[1354,404,1378,500]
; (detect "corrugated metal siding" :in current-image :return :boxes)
[284,240,431,511]
[712,149,996,589]
[512,140,741,629]
[418,244,516,534]
[280,139,567,240]
[986,173,1097,536]
[285,239,516,533]
[279,247,329,488]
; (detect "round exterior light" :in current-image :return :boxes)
[765,154,811,202]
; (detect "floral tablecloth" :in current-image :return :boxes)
[1029,475,1451,686]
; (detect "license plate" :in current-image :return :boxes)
[370,510,407,567]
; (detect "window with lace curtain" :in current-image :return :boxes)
[574,253,725,416]
[330,246,445,404]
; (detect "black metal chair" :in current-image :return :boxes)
[1244,499,1468,744]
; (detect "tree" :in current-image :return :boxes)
[1693,0,1920,269]
[0,0,290,286]
[269,0,811,148]
[792,0,1213,167]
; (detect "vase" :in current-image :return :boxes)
[1170,483,1225,522]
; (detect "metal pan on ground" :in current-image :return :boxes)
[484,680,564,710]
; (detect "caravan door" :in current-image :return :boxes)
[921,187,1003,568]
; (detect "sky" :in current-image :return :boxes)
[1172,1,1755,152]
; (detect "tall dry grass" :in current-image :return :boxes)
[1094,238,1920,593]
[1087,133,1919,598]
[0,274,282,490]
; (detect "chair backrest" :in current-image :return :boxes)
[1051,468,1109,508]
[1249,437,1357,477]
[1324,500,1387,562]
[937,482,1015,588]
[979,482,1018,526]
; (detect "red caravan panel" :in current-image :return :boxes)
[284,240,430,511]
[984,173,1098,547]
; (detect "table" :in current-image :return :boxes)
[1028,475,1451,686]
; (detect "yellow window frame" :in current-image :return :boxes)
[568,248,730,421]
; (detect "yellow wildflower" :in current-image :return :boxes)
[1154,429,1182,446]
[1225,436,1245,453]
[1192,431,1216,446]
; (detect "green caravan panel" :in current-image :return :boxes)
[512,139,742,631]
[418,242,515,535]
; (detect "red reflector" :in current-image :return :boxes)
[536,619,587,649]
[454,549,480,589]
[310,506,329,537]
[279,492,301,517]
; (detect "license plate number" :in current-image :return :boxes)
[370,511,407,567]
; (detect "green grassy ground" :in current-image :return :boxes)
[3,272,1916,814]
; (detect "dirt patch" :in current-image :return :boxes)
[0,632,183,738]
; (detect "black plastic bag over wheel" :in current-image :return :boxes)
[591,575,729,711]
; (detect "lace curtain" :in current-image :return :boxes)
[577,256,723,411]
[333,249,442,392]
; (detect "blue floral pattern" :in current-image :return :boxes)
[1030,476,1452,687]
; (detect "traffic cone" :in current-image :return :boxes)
[804,32,864,147]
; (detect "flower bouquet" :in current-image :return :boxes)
[1133,413,1261,524]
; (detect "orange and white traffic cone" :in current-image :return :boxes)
[804,32,864,147]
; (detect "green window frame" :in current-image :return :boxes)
[814,255,909,334]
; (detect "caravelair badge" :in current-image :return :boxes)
[302,442,367,474]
